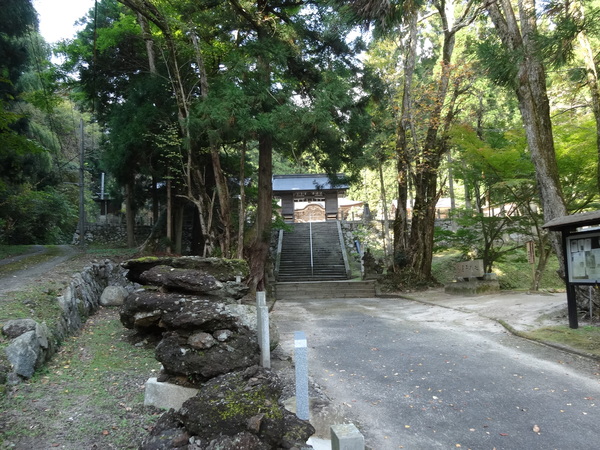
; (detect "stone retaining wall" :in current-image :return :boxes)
[1,260,130,386]
[74,224,153,246]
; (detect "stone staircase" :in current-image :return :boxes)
[274,279,377,300]
[274,221,378,300]
[276,222,348,282]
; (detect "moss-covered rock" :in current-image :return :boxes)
[175,366,314,448]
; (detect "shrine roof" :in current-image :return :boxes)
[543,210,600,231]
[272,174,348,192]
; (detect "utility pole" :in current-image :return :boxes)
[79,118,86,249]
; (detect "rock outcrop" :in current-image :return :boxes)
[120,256,261,383]
[120,257,309,449]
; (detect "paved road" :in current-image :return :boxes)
[272,297,600,450]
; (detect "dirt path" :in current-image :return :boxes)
[0,245,81,296]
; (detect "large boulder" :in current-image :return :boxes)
[155,329,259,381]
[129,263,249,301]
[140,367,315,450]
[121,291,245,330]
[122,256,249,284]
[100,285,129,306]
[121,290,262,382]
[138,265,222,294]
[120,290,278,349]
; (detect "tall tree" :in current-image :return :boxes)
[539,0,600,193]
[349,0,484,280]
[483,0,568,266]
[61,0,173,247]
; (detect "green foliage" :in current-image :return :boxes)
[0,186,78,244]
[431,248,563,291]
[553,116,599,211]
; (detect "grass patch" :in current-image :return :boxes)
[431,248,564,291]
[0,310,162,449]
[44,314,160,378]
[524,325,600,357]
[0,245,36,260]
[0,283,65,326]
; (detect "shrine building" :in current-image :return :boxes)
[272,174,351,223]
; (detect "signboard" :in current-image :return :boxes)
[455,259,485,279]
[526,240,536,264]
[567,232,600,283]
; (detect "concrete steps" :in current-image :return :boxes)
[274,280,377,300]
[277,222,349,282]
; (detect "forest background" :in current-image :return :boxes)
[2,0,600,294]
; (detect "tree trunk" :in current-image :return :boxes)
[119,0,217,256]
[408,169,441,278]
[393,1,460,281]
[151,175,159,225]
[174,201,184,254]
[237,140,247,259]
[378,159,391,261]
[125,180,136,247]
[137,12,156,74]
[242,1,274,293]
[486,0,567,269]
[392,9,417,266]
[210,146,233,256]
[190,32,233,257]
[166,178,172,254]
[248,132,273,292]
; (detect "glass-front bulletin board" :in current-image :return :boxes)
[567,232,600,283]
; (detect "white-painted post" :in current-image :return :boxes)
[256,291,270,369]
[294,331,309,420]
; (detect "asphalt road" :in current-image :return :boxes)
[272,297,600,450]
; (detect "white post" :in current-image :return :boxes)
[256,291,270,369]
[294,331,309,420]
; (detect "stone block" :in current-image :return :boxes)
[455,259,485,278]
[144,377,199,410]
[331,423,365,450]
